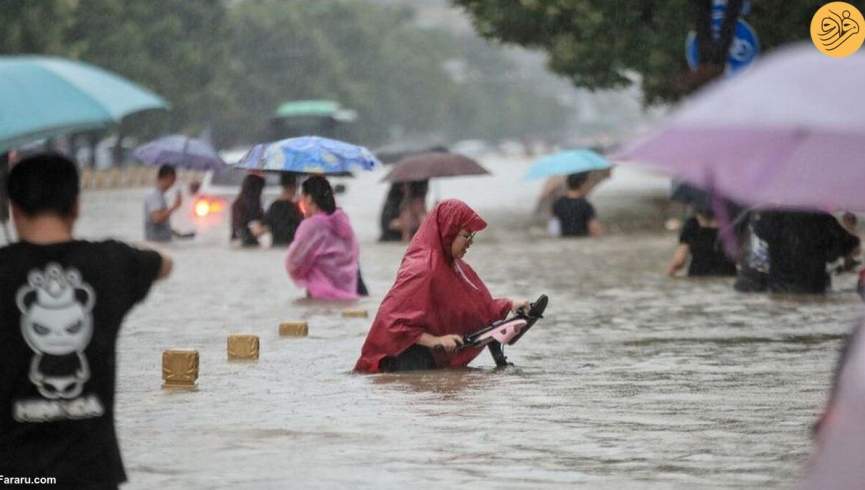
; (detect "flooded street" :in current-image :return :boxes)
[74,156,861,489]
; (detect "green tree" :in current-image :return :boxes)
[0,0,78,56]
[219,0,570,146]
[453,0,850,104]
[443,33,571,141]
[1,0,573,151]
[0,0,231,136]
[68,0,232,134]
[218,0,461,145]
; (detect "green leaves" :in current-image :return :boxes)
[454,0,821,104]
[2,0,572,147]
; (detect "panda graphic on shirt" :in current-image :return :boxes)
[15,263,96,401]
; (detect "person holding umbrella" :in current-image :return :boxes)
[285,176,361,300]
[399,180,429,241]
[525,149,611,236]
[262,173,304,247]
[379,152,488,242]
[230,174,266,247]
[379,183,405,242]
[235,136,378,295]
[551,171,603,238]
[144,164,183,242]
[378,180,431,242]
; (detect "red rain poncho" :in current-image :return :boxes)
[354,199,512,373]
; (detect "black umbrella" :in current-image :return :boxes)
[381,152,490,183]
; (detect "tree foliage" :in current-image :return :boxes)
[210,0,573,145]
[1,0,572,149]
[453,0,842,104]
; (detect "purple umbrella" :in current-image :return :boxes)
[133,135,225,170]
[615,43,865,212]
[801,322,865,489]
[381,152,490,183]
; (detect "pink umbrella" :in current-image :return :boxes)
[615,43,865,211]
[801,323,865,489]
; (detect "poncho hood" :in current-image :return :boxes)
[354,199,511,373]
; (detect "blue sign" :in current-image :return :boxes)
[685,0,759,75]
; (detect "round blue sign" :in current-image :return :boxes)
[686,18,760,75]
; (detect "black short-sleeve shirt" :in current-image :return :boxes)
[0,240,162,486]
[552,196,596,237]
[264,200,304,246]
[679,217,737,277]
[754,211,861,293]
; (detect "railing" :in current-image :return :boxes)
[79,166,204,190]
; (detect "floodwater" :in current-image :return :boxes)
[70,156,861,489]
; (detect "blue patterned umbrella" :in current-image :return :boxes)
[233,136,379,174]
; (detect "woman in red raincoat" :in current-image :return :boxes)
[355,199,527,373]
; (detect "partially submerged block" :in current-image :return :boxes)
[162,349,199,388]
[227,334,260,360]
[341,309,368,319]
[279,321,308,337]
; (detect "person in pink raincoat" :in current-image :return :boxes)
[285,176,359,300]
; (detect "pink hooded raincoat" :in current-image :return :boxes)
[286,209,359,300]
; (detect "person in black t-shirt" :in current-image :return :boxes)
[551,172,603,237]
[0,154,172,488]
[754,210,860,294]
[668,207,737,277]
[263,173,304,246]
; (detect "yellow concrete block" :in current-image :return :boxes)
[341,309,368,319]
[162,349,199,388]
[279,321,308,337]
[227,334,260,360]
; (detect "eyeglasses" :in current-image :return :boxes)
[460,231,476,242]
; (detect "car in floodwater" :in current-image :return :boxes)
[183,164,282,241]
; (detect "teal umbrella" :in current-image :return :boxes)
[274,99,356,121]
[525,150,611,180]
[0,56,169,153]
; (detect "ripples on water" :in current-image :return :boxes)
[70,161,861,489]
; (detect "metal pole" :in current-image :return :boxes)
[0,221,10,244]
[0,153,9,243]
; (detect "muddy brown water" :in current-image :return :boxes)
[57,157,861,488]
